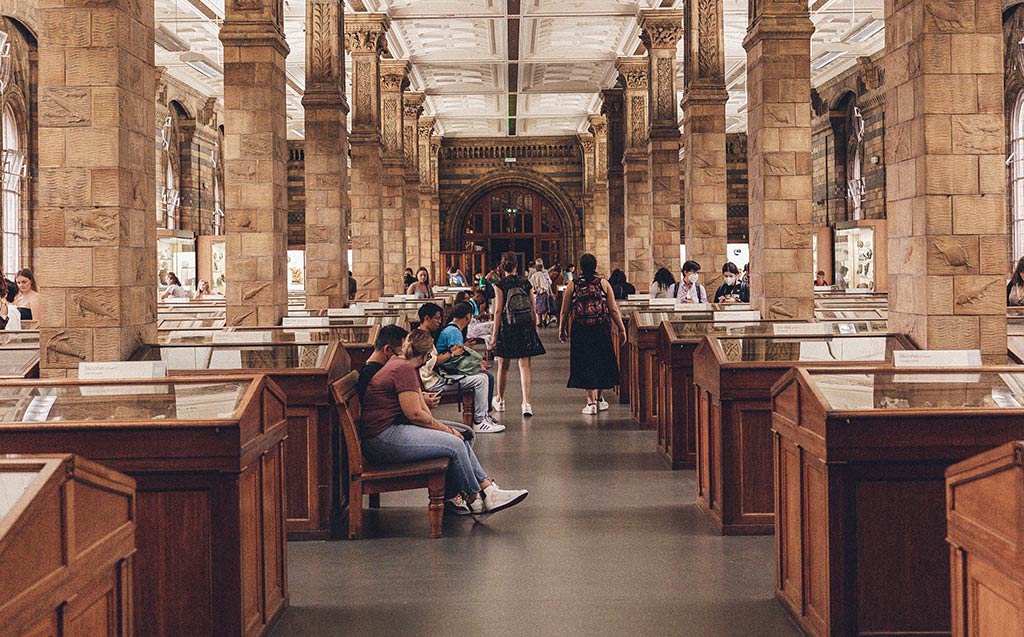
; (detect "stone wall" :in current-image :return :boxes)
[679,132,749,243]
[287,142,305,247]
[436,137,584,257]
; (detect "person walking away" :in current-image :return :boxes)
[559,253,626,414]
[713,262,744,303]
[608,269,635,300]
[528,260,552,327]
[489,252,546,417]
[649,267,678,299]
[676,260,708,304]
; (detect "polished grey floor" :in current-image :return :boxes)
[272,336,801,636]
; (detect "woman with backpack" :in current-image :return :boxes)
[558,253,627,415]
[489,252,546,417]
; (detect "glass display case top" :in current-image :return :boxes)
[135,342,332,371]
[158,318,227,330]
[0,468,40,519]
[714,335,906,363]
[808,370,1024,410]
[0,380,248,423]
[0,348,39,376]
[635,311,714,326]
[815,309,885,320]
[669,321,778,339]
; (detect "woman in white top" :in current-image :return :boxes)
[406,267,434,299]
[160,272,189,300]
[13,268,40,322]
[649,268,678,299]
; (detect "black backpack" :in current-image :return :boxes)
[504,281,534,326]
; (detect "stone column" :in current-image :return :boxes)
[602,88,626,271]
[379,60,409,295]
[589,114,612,271]
[219,0,290,326]
[640,10,684,277]
[36,0,157,375]
[884,0,1006,359]
[403,93,424,270]
[344,14,388,301]
[579,132,596,259]
[430,136,441,281]
[302,0,349,310]
[743,0,814,319]
[616,56,653,288]
[681,0,729,291]
[418,116,436,271]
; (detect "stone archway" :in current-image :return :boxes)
[443,167,582,266]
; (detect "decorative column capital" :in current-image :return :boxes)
[403,93,424,174]
[744,0,814,50]
[379,60,408,157]
[588,113,608,136]
[379,59,410,92]
[601,88,623,116]
[403,92,425,118]
[616,56,648,90]
[344,13,390,55]
[418,116,436,139]
[578,133,596,155]
[638,9,685,50]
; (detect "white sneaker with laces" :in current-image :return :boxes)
[522,402,533,416]
[581,403,598,415]
[446,494,473,515]
[482,484,529,514]
[468,495,486,515]
[473,417,506,434]
[597,398,610,411]
[491,396,506,412]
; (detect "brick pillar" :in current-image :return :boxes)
[884,0,1006,360]
[640,10,684,277]
[37,0,157,375]
[344,14,388,301]
[602,89,626,272]
[379,60,409,295]
[589,114,612,271]
[403,92,424,271]
[616,56,653,288]
[430,137,441,281]
[681,0,729,291]
[743,0,815,319]
[302,0,349,310]
[220,0,290,326]
[418,116,436,272]
[579,132,596,258]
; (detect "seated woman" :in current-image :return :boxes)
[160,272,189,300]
[649,267,678,299]
[360,329,528,515]
[193,278,211,300]
[406,267,434,299]
[13,268,40,322]
[713,262,744,303]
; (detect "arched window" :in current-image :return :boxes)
[1,105,22,276]
[1012,91,1024,261]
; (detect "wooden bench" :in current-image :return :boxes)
[331,371,449,539]
[437,386,475,428]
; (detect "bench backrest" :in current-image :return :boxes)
[330,371,365,476]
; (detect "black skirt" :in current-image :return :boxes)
[567,321,620,390]
[493,320,546,359]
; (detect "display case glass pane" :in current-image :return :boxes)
[136,344,331,370]
[0,381,248,422]
[809,371,1024,410]
[0,470,39,519]
[833,226,875,290]
[0,331,39,347]
[0,348,38,375]
[716,335,905,362]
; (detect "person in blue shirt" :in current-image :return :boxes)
[437,302,496,412]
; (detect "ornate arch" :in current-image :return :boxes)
[0,5,37,40]
[443,167,583,261]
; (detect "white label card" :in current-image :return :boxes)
[714,311,761,322]
[892,350,981,368]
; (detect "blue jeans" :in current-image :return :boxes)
[428,372,490,424]
[362,422,489,498]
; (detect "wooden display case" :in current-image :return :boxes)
[693,333,911,535]
[946,441,1024,637]
[233,325,379,369]
[0,454,136,637]
[771,368,1024,637]
[133,341,351,540]
[0,346,39,379]
[0,377,287,636]
[655,319,821,470]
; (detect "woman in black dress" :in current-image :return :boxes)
[489,253,546,417]
[558,253,627,415]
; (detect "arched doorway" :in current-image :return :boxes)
[460,186,566,268]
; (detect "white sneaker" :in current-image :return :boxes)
[581,403,598,415]
[597,398,610,411]
[522,402,533,416]
[492,396,506,412]
[473,417,506,434]
[446,494,473,515]
[482,484,529,514]
[468,495,486,515]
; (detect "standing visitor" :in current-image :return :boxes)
[490,252,546,417]
[608,269,635,300]
[813,271,828,286]
[528,260,553,327]
[564,264,576,284]
[13,268,40,322]
[713,262,744,303]
[407,267,434,299]
[676,260,708,304]
[1009,257,1024,306]
[349,270,358,300]
[649,267,678,299]
[559,254,626,414]
[835,266,850,291]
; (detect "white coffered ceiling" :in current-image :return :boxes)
[154,0,886,139]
